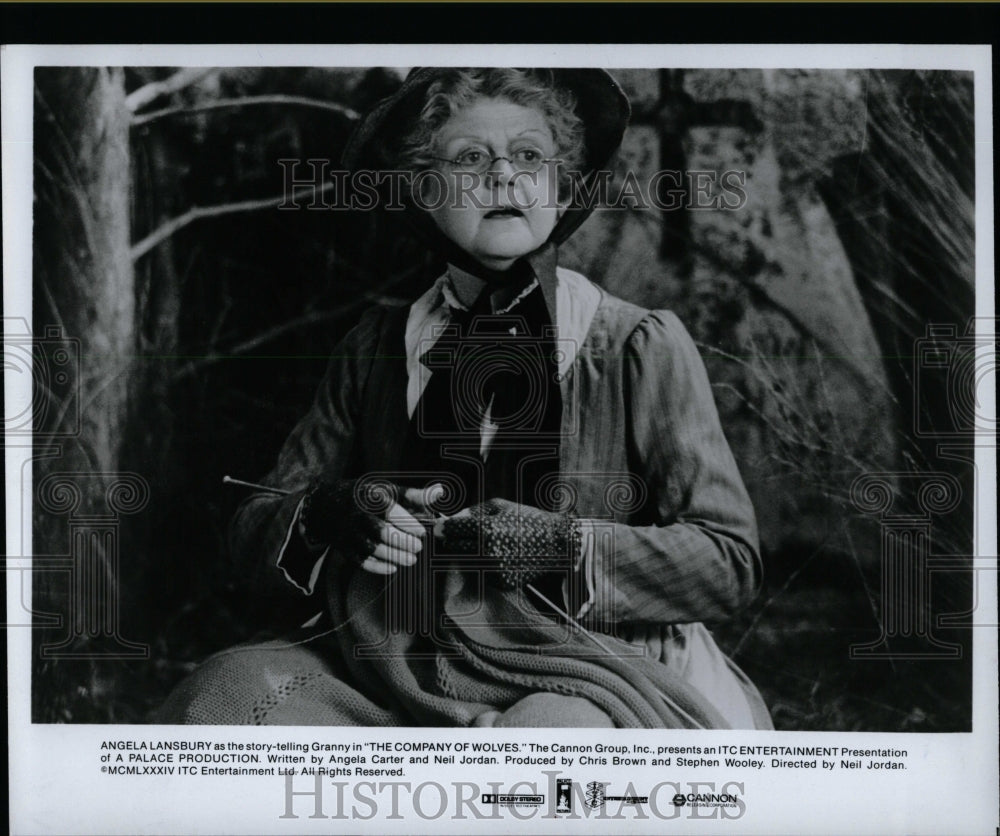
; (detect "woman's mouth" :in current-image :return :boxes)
[484,207,524,219]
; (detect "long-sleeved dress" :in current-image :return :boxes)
[160,251,772,729]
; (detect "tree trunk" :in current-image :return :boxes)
[33,67,138,721]
[34,67,133,470]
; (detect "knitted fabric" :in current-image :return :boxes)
[158,566,734,728]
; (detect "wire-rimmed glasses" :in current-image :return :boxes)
[430,146,560,175]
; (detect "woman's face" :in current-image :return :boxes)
[425,98,561,272]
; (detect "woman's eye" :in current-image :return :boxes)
[455,149,486,167]
[514,148,543,164]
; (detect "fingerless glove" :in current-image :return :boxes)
[440,498,581,590]
[299,477,396,556]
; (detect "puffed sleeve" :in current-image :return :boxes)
[577,309,762,626]
[229,305,386,601]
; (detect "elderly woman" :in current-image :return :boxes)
[161,67,771,729]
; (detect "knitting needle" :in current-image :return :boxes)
[223,477,447,510]
[525,582,707,730]
[223,475,290,495]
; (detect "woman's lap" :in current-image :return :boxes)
[160,640,622,727]
[157,639,399,726]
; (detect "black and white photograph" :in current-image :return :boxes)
[4,35,997,836]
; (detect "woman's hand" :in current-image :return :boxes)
[300,478,444,575]
[434,498,580,590]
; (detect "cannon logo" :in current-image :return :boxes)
[671,788,741,811]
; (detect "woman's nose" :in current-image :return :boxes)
[486,156,517,187]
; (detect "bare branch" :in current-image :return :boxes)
[131,95,358,127]
[129,181,336,261]
[126,68,217,113]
